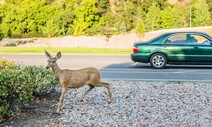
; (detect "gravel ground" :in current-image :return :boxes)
[3,81,212,127]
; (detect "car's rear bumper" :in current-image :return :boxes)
[131,53,149,63]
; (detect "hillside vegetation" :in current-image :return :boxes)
[0,0,211,40]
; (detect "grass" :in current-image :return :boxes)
[0,47,132,54]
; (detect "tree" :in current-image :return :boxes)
[145,2,161,31]
[141,0,167,13]
[0,0,211,39]
[42,20,59,46]
[0,0,58,37]
[72,0,100,36]
[206,0,212,17]
[53,0,77,35]
[100,13,117,37]
[0,30,3,40]
[96,0,110,14]
[114,1,137,33]
[135,19,146,37]
[0,3,17,37]
[190,0,211,27]
[5,0,21,4]
[160,6,184,29]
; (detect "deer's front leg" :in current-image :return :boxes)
[56,87,67,113]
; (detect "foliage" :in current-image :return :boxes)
[135,19,146,37]
[42,20,59,39]
[145,2,161,31]
[72,0,100,36]
[160,6,184,29]
[190,0,212,27]
[141,0,167,12]
[0,57,15,68]
[0,0,211,38]
[0,58,57,123]
[0,31,3,41]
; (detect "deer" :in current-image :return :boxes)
[45,50,112,113]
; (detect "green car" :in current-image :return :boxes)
[131,32,212,69]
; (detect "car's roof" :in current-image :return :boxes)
[134,31,212,45]
[162,31,210,36]
[158,32,212,40]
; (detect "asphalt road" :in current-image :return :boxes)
[1,54,212,82]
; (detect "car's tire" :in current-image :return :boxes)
[150,53,167,69]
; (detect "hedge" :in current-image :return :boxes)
[0,58,57,123]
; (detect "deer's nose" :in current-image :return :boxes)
[46,66,50,69]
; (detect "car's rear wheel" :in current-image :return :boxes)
[150,53,167,69]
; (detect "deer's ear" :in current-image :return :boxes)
[56,51,61,59]
[45,50,52,58]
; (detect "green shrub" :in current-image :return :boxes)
[22,66,57,96]
[0,58,57,123]
[0,58,16,69]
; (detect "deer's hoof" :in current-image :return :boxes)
[56,109,60,113]
[53,112,61,115]
[80,98,84,102]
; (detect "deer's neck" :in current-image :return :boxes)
[52,63,62,79]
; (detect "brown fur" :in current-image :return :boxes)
[45,50,112,113]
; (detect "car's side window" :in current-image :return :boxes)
[189,34,211,45]
[165,34,187,44]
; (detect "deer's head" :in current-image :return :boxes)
[45,50,61,69]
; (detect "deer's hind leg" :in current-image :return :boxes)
[80,84,94,101]
[95,82,112,103]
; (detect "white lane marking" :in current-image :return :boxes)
[172,70,199,73]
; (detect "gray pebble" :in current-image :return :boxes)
[45,81,212,127]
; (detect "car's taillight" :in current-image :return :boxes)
[133,47,140,53]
